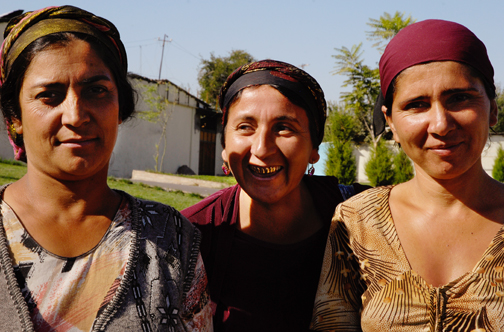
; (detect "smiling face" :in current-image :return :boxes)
[15,38,121,181]
[222,85,319,205]
[383,61,498,180]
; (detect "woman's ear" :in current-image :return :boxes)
[11,118,23,135]
[382,105,400,144]
[310,148,320,164]
[221,149,228,163]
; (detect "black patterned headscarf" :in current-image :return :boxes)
[0,5,127,161]
[219,59,327,147]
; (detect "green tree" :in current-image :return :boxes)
[332,43,380,146]
[139,84,174,173]
[198,50,255,109]
[493,145,504,182]
[393,149,414,184]
[332,12,415,147]
[366,11,416,52]
[492,85,504,134]
[324,105,358,184]
[365,139,395,186]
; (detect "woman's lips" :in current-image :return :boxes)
[249,165,282,177]
[428,142,462,155]
[58,137,97,147]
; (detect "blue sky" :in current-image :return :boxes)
[3,0,503,103]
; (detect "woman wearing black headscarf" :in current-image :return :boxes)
[0,6,211,331]
[311,20,504,331]
[182,60,368,331]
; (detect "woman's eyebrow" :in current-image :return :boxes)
[275,115,300,123]
[441,87,479,96]
[80,75,112,85]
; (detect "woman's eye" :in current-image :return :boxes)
[36,91,63,105]
[276,123,295,134]
[404,101,428,110]
[88,86,108,96]
[237,124,253,132]
[450,93,470,103]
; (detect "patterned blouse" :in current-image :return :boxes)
[2,193,211,332]
[311,186,504,332]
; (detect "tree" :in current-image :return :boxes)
[492,85,504,134]
[332,43,380,147]
[365,139,395,186]
[332,12,415,147]
[198,50,255,109]
[324,105,358,184]
[366,11,416,52]
[493,145,504,182]
[139,84,174,173]
[393,149,414,184]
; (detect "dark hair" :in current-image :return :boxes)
[221,84,319,148]
[383,62,496,117]
[0,32,135,146]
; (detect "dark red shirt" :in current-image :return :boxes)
[182,176,368,331]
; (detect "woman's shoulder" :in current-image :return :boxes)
[181,184,240,226]
[336,185,390,204]
[332,185,392,226]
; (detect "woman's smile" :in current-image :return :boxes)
[248,165,283,177]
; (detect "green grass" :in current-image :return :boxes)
[0,160,204,211]
[107,177,203,210]
[147,170,237,186]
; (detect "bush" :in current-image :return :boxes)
[324,107,358,184]
[393,149,414,184]
[493,145,504,182]
[365,139,395,186]
[325,139,357,185]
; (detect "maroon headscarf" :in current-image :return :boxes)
[374,19,494,136]
[219,59,327,147]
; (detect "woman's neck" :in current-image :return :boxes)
[238,180,323,244]
[4,166,119,223]
[404,163,504,213]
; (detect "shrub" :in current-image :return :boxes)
[393,149,414,184]
[325,139,357,185]
[365,139,395,186]
[493,145,504,182]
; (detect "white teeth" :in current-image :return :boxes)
[250,165,281,174]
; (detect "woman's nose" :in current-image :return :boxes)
[427,102,456,136]
[61,91,90,127]
[250,128,276,159]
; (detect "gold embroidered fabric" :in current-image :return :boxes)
[311,186,504,332]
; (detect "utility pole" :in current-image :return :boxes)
[158,34,171,80]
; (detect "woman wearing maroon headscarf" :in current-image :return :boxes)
[182,60,368,331]
[311,20,504,331]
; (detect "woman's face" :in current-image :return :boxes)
[15,38,121,181]
[223,85,319,204]
[383,61,498,180]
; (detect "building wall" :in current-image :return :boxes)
[109,78,201,178]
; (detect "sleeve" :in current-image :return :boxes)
[180,253,213,331]
[310,206,364,331]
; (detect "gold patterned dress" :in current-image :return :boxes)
[311,186,504,332]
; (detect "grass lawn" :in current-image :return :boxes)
[0,160,205,211]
